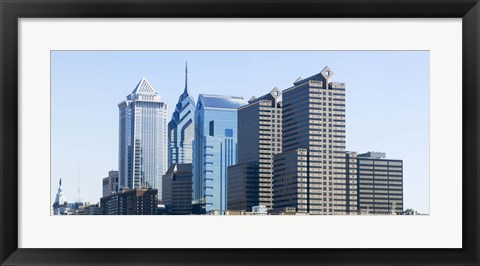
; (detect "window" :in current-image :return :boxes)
[225,128,233,137]
[209,121,214,136]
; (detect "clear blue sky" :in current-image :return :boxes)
[51,51,429,213]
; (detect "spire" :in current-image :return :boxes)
[184,61,188,94]
[59,178,62,187]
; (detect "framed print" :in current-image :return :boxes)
[1,0,479,265]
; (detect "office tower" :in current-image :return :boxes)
[100,188,158,215]
[52,178,68,215]
[354,151,404,214]
[118,77,168,200]
[344,151,359,214]
[102,170,119,197]
[162,163,193,215]
[192,94,244,214]
[227,88,282,211]
[273,67,347,215]
[168,63,195,167]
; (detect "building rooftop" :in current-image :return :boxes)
[199,94,245,109]
[358,151,387,159]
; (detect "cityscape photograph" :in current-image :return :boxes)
[51,51,429,216]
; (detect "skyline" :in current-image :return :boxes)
[51,51,429,213]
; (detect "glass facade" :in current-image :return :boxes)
[168,65,195,167]
[118,77,168,200]
[192,94,244,214]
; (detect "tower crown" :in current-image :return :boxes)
[128,77,161,101]
[320,66,334,79]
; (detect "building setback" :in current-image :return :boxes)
[168,63,195,167]
[100,188,158,215]
[227,88,282,211]
[192,94,244,214]
[273,67,347,215]
[350,151,404,214]
[102,170,119,197]
[118,77,168,200]
[162,163,193,215]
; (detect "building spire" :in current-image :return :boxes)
[184,61,188,94]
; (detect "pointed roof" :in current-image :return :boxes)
[184,61,188,94]
[320,66,334,79]
[54,178,66,206]
[131,77,158,95]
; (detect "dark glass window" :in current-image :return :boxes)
[209,121,214,136]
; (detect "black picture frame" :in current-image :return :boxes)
[1,0,479,265]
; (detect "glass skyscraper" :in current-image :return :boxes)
[168,63,195,167]
[118,77,168,200]
[192,94,244,214]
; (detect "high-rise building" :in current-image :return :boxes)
[192,94,244,214]
[344,151,359,214]
[118,77,168,200]
[102,170,119,197]
[227,88,282,211]
[353,151,404,214]
[273,67,347,215]
[100,188,158,215]
[168,63,195,167]
[162,163,193,215]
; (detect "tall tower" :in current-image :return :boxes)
[168,63,196,167]
[273,67,347,215]
[52,178,67,215]
[227,88,282,211]
[118,77,168,200]
[192,94,244,214]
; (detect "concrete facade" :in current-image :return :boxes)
[227,88,282,210]
[355,152,404,214]
[273,67,347,215]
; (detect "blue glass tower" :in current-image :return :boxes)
[118,77,168,200]
[168,63,195,167]
[192,94,244,214]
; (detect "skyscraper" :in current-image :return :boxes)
[349,151,404,214]
[192,94,244,214]
[273,67,347,215]
[168,63,195,167]
[118,77,168,200]
[227,88,282,211]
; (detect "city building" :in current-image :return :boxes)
[353,151,403,214]
[227,88,282,211]
[344,151,359,214]
[102,170,119,197]
[162,163,193,215]
[168,63,195,167]
[118,77,168,200]
[52,178,68,215]
[192,94,244,214]
[273,67,347,215]
[78,203,103,215]
[100,188,158,215]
